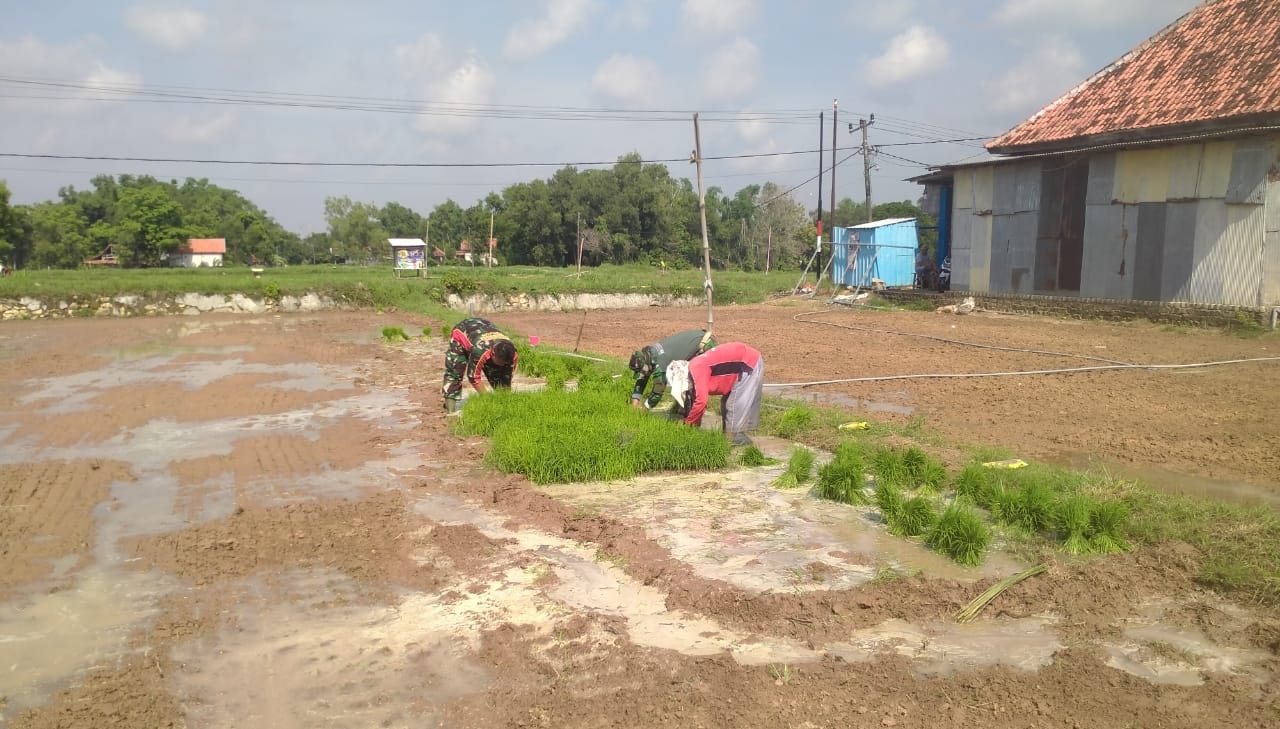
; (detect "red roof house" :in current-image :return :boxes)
[170,238,227,268]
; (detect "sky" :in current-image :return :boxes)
[0,0,1204,235]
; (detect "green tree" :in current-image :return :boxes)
[114,185,187,267]
[324,196,386,262]
[379,201,426,239]
[28,202,91,269]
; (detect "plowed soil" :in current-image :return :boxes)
[1,303,1277,729]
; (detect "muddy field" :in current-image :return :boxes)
[1,303,1277,729]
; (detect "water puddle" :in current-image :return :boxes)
[0,567,174,720]
[1101,601,1273,686]
[171,568,492,729]
[540,459,1020,593]
[773,387,915,416]
[1044,449,1279,507]
[829,616,1063,676]
[411,491,1057,673]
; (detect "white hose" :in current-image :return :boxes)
[764,357,1280,388]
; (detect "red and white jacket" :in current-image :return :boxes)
[683,342,762,426]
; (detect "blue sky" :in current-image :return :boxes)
[0,0,1202,233]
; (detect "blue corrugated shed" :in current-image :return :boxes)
[831,218,919,288]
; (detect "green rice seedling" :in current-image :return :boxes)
[871,447,911,489]
[772,447,814,489]
[916,459,949,493]
[926,504,991,566]
[815,442,868,505]
[739,446,777,467]
[1057,494,1096,555]
[775,406,815,439]
[1011,482,1057,534]
[988,484,1019,523]
[890,496,937,537]
[441,323,451,338]
[874,481,904,522]
[381,325,410,341]
[954,463,996,506]
[1090,501,1131,554]
[422,325,432,338]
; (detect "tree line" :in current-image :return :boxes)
[0,152,933,271]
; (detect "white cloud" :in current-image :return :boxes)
[737,114,770,143]
[395,34,496,136]
[166,111,238,143]
[986,35,1085,113]
[124,4,208,50]
[503,0,598,60]
[844,0,917,31]
[867,25,949,87]
[680,0,760,36]
[0,37,141,113]
[993,0,1201,29]
[610,0,654,30]
[701,38,761,100]
[591,54,662,105]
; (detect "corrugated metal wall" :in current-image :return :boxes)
[948,133,1280,306]
[830,221,918,288]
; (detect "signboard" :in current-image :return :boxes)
[388,238,427,277]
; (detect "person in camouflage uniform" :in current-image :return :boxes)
[442,317,518,412]
[628,329,717,410]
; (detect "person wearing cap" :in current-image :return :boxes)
[665,342,764,447]
[441,317,519,413]
[627,329,717,409]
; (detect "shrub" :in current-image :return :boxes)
[926,504,991,566]
[815,442,868,505]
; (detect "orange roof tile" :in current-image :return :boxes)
[988,0,1280,154]
[182,238,227,254]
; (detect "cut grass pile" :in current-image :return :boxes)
[457,377,727,484]
[772,447,815,490]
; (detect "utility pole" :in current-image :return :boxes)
[827,98,838,291]
[857,115,875,223]
[575,211,583,277]
[488,211,495,269]
[815,111,824,282]
[692,113,715,334]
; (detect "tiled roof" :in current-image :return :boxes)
[182,238,227,254]
[988,0,1280,154]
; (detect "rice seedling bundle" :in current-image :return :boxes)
[871,447,911,489]
[381,326,410,341]
[1010,482,1057,534]
[900,447,944,487]
[739,446,774,467]
[1056,494,1095,555]
[775,407,815,439]
[1089,501,1130,554]
[815,442,868,505]
[873,481,904,521]
[890,496,937,537]
[954,463,996,507]
[772,446,815,489]
[926,504,991,566]
[460,387,728,483]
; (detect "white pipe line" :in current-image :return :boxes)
[763,357,1280,388]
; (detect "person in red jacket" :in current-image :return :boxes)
[665,342,764,447]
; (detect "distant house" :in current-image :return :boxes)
[456,239,473,263]
[171,238,226,268]
[913,0,1280,308]
[432,246,445,265]
[84,245,119,267]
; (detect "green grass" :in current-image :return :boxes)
[772,447,815,490]
[456,376,728,484]
[926,504,991,566]
[814,442,868,505]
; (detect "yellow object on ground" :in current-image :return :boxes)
[838,421,870,430]
[982,459,1028,469]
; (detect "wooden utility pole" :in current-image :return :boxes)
[826,98,838,293]
[575,211,583,277]
[815,111,824,287]
[859,115,875,223]
[692,113,715,334]
[488,211,495,268]
[765,228,772,274]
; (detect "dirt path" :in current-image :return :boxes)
[1,309,1277,729]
